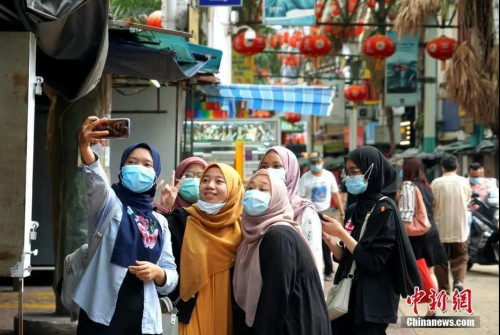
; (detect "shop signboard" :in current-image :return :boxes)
[385,31,420,107]
[263,0,316,26]
[320,79,345,125]
[232,53,254,84]
[199,0,242,6]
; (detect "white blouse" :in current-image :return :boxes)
[300,206,324,285]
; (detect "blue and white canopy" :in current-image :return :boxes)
[198,84,335,116]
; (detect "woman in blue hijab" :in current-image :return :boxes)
[73,116,178,335]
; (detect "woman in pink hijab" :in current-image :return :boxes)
[232,170,330,334]
[155,157,208,213]
[258,146,324,282]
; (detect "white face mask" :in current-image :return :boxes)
[197,199,226,215]
[266,168,287,184]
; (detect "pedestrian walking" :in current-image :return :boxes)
[298,152,345,281]
[321,146,421,335]
[154,156,208,213]
[74,116,178,335]
[233,169,331,335]
[431,154,472,293]
[398,157,448,316]
[161,163,244,335]
[258,146,323,282]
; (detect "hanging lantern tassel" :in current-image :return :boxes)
[440,60,446,71]
[245,56,252,67]
[375,59,383,71]
[312,56,319,69]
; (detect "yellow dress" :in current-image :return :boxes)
[179,270,232,335]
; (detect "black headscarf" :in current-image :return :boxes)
[346,146,422,297]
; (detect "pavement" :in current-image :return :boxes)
[0,265,498,335]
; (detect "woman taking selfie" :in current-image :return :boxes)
[321,146,421,335]
[233,170,331,335]
[162,162,244,335]
[74,116,178,335]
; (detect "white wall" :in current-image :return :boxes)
[110,85,185,201]
[208,7,232,84]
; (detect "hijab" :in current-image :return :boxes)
[258,146,315,222]
[233,169,304,327]
[173,156,208,209]
[345,146,421,297]
[180,163,244,301]
[110,143,163,267]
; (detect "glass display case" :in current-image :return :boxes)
[182,118,281,180]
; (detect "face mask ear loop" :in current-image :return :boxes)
[364,163,374,182]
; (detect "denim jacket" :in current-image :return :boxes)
[73,157,178,334]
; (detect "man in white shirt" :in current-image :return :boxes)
[431,154,472,294]
[298,152,345,280]
[467,162,499,223]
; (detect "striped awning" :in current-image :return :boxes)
[198,84,334,116]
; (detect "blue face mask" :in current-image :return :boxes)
[470,177,483,185]
[266,168,286,184]
[345,163,374,195]
[242,190,271,216]
[197,199,226,215]
[311,164,323,173]
[121,165,156,193]
[178,178,200,203]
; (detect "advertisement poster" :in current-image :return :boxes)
[232,53,254,84]
[263,0,316,26]
[385,31,420,107]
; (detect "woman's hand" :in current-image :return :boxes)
[158,170,185,210]
[78,116,109,165]
[320,214,344,238]
[129,260,166,286]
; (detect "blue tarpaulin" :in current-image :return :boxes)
[198,84,334,116]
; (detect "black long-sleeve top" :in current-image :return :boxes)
[234,225,331,335]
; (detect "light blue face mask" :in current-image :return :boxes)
[178,178,200,203]
[470,177,483,185]
[242,190,271,216]
[266,168,286,184]
[345,163,374,195]
[310,164,323,173]
[399,170,404,179]
[197,199,226,215]
[121,165,156,193]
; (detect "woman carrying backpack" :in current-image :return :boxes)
[74,116,178,335]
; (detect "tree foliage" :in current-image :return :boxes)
[110,0,161,23]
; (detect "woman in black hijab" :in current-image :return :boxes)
[321,146,421,335]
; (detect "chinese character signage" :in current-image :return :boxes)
[263,0,316,26]
[385,31,420,107]
[232,53,254,84]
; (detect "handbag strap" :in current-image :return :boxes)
[347,196,388,276]
[86,203,118,268]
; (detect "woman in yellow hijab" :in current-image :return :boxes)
[161,162,244,335]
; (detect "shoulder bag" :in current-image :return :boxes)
[326,197,386,320]
[160,296,180,335]
[61,204,118,318]
[398,182,431,236]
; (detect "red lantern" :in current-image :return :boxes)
[355,19,365,36]
[331,0,341,16]
[282,31,290,44]
[367,0,376,8]
[426,35,458,70]
[284,113,302,124]
[299,35,332,68]
[344,86,367,109]
[348,0,359,14]
[362,34,396,70]
[269,34,283,49]
[289,35,299,48]
[232,33,267,67]
[323,18,334,35]
[146,10,162,27]
[315,2,323,19]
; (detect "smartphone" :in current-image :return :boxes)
[94,118,130,139]
[318,213,326,221]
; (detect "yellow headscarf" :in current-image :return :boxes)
[180,163,244,301]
